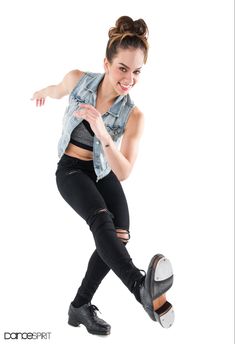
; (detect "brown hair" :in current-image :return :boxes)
[106,16,149,64]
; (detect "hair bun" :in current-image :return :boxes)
[133,19,148,37]
[109,16,148,39]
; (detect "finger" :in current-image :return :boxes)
[84,113,98,123]
[75,109,92,117]
[74,109,85,117]
[74,110,89,121]
[79,103,100,115]
[79,103,91,109]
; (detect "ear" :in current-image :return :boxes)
[103,57,110,74]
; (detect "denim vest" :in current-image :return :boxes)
[57,72,135,181]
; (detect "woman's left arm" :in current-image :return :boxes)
[102,107,144,181]
[75,104,144,181]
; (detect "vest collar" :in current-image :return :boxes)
[85,73,126,118]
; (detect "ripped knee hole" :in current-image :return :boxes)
[116,229,130,244]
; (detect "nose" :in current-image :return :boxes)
[123,71,134,85]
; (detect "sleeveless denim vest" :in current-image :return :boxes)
[57,72,135,181]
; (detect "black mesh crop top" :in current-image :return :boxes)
[70,120,94,151]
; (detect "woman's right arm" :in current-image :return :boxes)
[31,69,84,106]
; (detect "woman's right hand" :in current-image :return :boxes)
[31,69,84,106]
[31,89,47,107]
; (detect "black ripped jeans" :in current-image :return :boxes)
[55,154,143,306]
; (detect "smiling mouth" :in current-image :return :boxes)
[118,82,133,91]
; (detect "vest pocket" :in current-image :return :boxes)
[70,95,86,110]
[105,124,124,141]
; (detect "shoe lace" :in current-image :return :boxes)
[139,270,146,286]
[88,303,101,317]
[139,269,146,276]
[133,269,146,290]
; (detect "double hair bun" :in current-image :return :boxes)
[109,16,148,40]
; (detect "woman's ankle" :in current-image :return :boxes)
[72,295,90,308]
[132,275,146,303]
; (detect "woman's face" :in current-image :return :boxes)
[104,47,145,95]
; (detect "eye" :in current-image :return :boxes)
[134,70,141,75]
[119,67,127,72]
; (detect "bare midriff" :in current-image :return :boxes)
[65,143,93,161]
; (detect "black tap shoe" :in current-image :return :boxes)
[139,254,175,328]
[68,303,111,335]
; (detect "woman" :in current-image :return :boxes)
[32,16,174,335]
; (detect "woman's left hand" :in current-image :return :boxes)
[74,103,109,142]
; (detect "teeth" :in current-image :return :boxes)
[120,83,130,89]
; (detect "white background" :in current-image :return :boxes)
[0,0,234,343]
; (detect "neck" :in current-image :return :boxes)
[97,74,119,104]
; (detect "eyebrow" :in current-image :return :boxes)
[119,62,142,70]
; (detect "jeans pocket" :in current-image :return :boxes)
[65,169,80,176]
